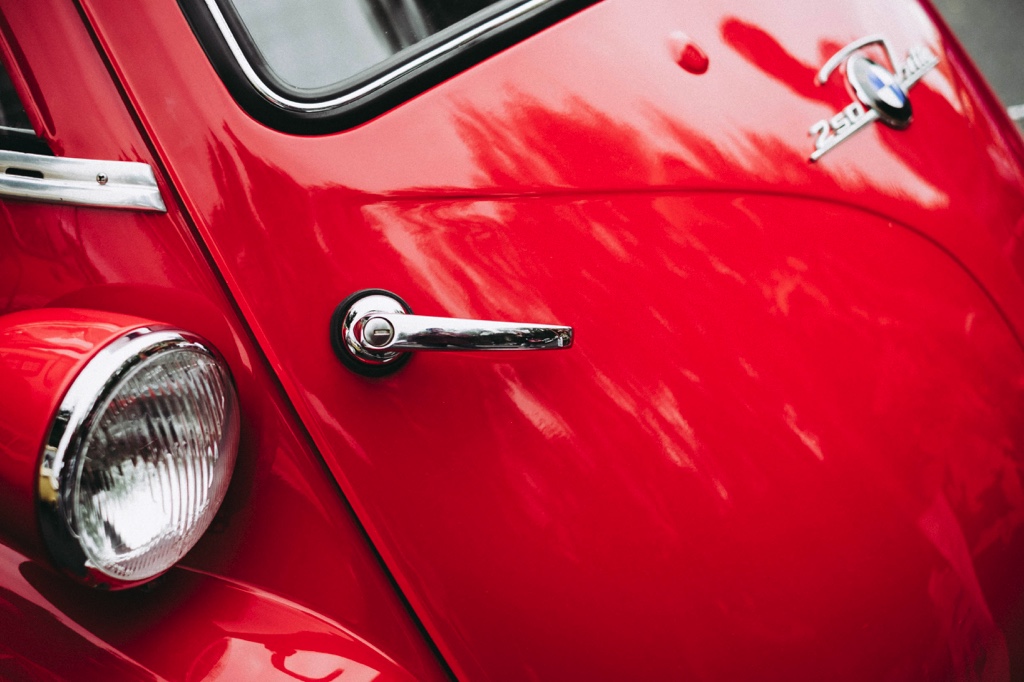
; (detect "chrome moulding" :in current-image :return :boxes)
[0,150,166,212]
[201,0,558,113]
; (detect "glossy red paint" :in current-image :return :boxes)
[0,1,447,678]
[0,540,418,681]
[72,0,1024,678]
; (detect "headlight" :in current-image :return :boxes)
[38,326,239,588]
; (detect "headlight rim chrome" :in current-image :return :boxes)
[37,325,238,589]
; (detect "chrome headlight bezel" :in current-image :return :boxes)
[37,326,239,589]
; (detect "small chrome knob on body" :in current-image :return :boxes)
[331,290,573,376]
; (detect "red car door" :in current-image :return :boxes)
[78,0,1024,678]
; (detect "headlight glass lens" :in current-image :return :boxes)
[41,328,239,586]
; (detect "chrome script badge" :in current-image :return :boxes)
[808,35,939,161]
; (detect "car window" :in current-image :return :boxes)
[0,61,49,155]
[226,0,507,93]
[183,0,594,132]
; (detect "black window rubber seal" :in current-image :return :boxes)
[177,0,599,135]
[0,128,52,156]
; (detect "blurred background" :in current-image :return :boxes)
[932,0,1024,132]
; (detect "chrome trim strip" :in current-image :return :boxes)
[0,125,35,136]
[815,34,895,84]
[202,0,557,113]
[0,149,166,212]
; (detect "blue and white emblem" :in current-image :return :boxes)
[809,35,939,161]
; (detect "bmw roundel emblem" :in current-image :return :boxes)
[807,36,939,161]
[847,55,912,129]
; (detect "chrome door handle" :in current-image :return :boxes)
[361,313,573,352]
[331,290,573,376]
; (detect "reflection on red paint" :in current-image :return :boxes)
[1,541,414,681]
[195,638,382,682]
[721,17,846,105]
[12,0,1024,678]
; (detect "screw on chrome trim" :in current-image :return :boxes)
[96,173,108,185]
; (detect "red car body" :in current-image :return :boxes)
[1,0,1023,679]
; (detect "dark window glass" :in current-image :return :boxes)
[0,61,49,155]
[0,62,32,132]
[220,0,520,94]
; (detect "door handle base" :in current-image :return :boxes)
[331,289,415,377]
